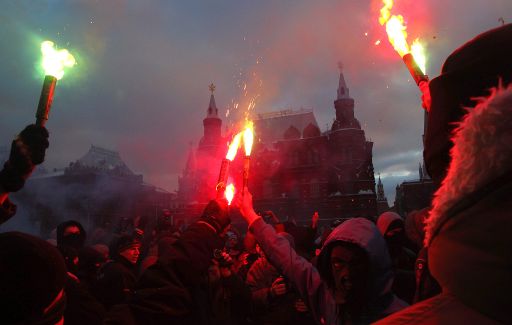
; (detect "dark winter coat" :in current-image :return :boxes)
[250,217,407,325]
[103,221,224,324]
[206,273,252,325]
[246,256,315,325]
[64,273,106,325]
[95,256,138,310]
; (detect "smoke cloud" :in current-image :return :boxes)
[0,0,510,207]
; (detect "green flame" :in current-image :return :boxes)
[41,40,76,80]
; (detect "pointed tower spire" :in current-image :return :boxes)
[337,61,350,99]
[377,173,387,202]
[332,61,358,130]
[207,83,218,118]
[200,83,223,154]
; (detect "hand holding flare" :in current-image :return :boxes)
[216,133,242,199]
[379,0,430,110]
[36,41,76,127]
[242,121,254,191]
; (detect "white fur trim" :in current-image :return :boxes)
[425,84,512,245]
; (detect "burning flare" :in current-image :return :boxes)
[378,0,426,74]
[225,183,235,205]
[226,132,242,161]
[243,121,254,156]
[41,41,76,80]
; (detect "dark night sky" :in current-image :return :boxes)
[0,0,509,203]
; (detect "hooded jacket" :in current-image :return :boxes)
[376,85,512,324]
[57,220,87,249]
[250,217,407,324]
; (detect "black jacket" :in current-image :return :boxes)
[103,221,224,324]
[95,256,137,310]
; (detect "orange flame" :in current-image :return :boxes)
[243,121,254,156]
[378,0,426,74]
[226,132,242,161]
[225,183,235,205]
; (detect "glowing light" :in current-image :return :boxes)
[385,15,409,57]
[225,183,235,205]
[379,0,394,25]
[378,0,427,74]
[243,121,254,156]
[41,41,76,80]
[226,132,242,161]
[411,39,426,74]
[375,40,381,45]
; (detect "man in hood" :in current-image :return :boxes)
[57,220,87,250]
[376,24,512,324]
[376,212,416,304]
[237,189,407,324]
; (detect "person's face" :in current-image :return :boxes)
[385,224,405,246]
[227,236,238,248]
[119,245,140,264]
[330,245,356,304]
[63,226,80,236]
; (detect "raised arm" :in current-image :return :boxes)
[237,189,335,323]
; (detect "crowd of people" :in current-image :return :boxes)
[0,24,511,325]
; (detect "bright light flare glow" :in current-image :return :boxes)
[243,121,254,156]
[226,132,242,161]
[378,0,427,74]
[385,15,409,57]
[225,183,235,205]
[411,39,426,74]
[41,41,76,80]
[379,0,393,25]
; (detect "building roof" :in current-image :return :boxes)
[254,109,319,145]
[76,145,134,175]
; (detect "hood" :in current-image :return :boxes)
[404,208,429,249]
[376,212,402,236]
[426,85,512,244]
[317,218,394,302]
[426,85,512,323]
[56,220,87,248]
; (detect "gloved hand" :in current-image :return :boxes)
[200,198,230,234]
[18,124,50,165]
[0,124,49,192]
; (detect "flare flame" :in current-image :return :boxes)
[378,0,426,74]
[226,132,242,161]
[225,184,235,205]
[41,40,76,80]
[243,121,254,156]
